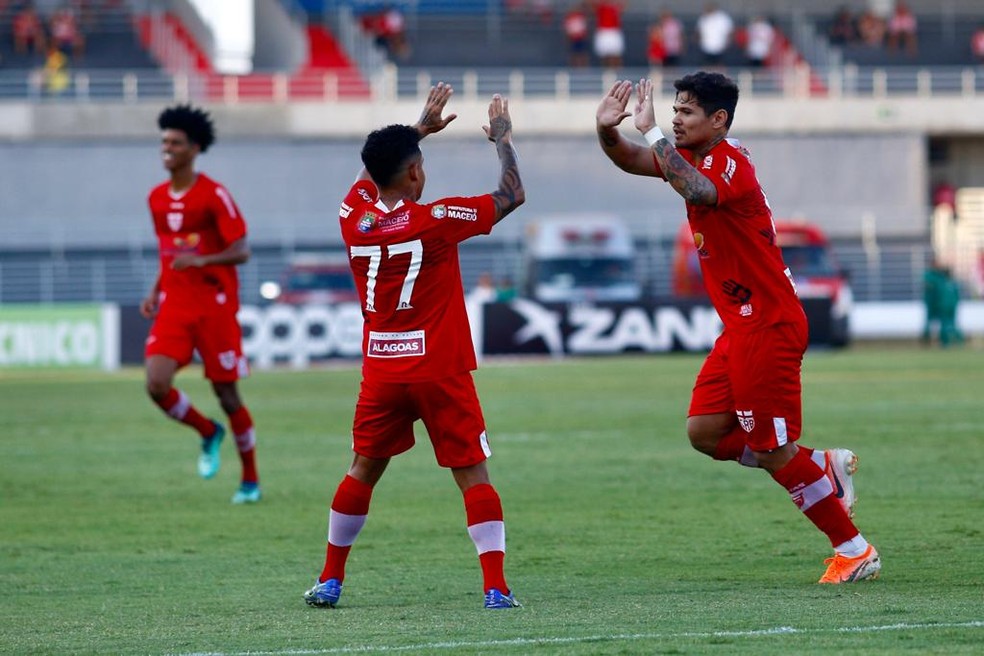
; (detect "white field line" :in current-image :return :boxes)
[178,620,984,656]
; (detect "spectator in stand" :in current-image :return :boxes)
[646,18,665,68]
[972,23,984,63]
[564,2,590,68]
[658,8,685,67]
[696,3,733,66]
[50,3,85,59]
[744,15,775,67]
[43,42,70,95]
[13,2,47,57]
[380,4,409,61]
[857,10,886,47]
[886,1,917,55]
[589,0,626,69]
[828,6,857,45]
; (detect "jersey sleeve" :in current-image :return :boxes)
[211,184,247,244]
[424,194,496,243]
[697,148,758,208]
[341,179,378,220]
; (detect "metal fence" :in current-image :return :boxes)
[0,238,935,307]
[4,65,984,103]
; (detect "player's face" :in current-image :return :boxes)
[160,128,198,172]
[670,91,722,150]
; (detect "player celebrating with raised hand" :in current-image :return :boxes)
[142,105,261,505]
[304,84,525,609]
[595,73,880,584]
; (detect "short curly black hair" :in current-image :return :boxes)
[157,104,216,152]
[361,124,422,187]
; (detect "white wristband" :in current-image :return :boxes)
[644,126,665,146]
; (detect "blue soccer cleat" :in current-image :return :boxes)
[304,578,343,608]
[197,421,224,480]
[231,481,261,504]
[484,588,521,609]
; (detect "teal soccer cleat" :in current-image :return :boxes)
[231,481,261,504]
[197,421,224,480]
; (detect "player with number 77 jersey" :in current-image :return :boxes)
[303,83,526,611]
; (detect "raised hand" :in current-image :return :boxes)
[415,82,458,137]
[483,94,512,143]
[596,80,633,129]
[633,78,657,135]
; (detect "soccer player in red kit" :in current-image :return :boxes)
[595,72,881,584]
[141,105,261,505]
[304,84,525,609]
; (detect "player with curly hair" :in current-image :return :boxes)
[141,104,261,505]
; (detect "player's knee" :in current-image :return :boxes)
[686,416,728,456]
[145,378,170,402]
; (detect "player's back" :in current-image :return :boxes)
[339,179,496,382]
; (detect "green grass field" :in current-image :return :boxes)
[2,346,982,655]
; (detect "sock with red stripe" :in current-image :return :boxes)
[319,474,374,584]
[770,446,862,549]
[463,483,509,594]
[228,405,258,484]
[154,388,215,438]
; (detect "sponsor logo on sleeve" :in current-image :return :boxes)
[447,205,478,221]
[367,330,425,358]
[340,202,353,218]
[431,204,446,219]
[358,187,373,203]
[721,156,736,184]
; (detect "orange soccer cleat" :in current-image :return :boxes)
[819,544,881,584]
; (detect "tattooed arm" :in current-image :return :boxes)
[632,78,718,206]
[483,94,525,224]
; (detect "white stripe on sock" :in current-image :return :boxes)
[467,520,505,554]
[168,390,191,420]
[327,510,367,547]
[234,427,255,452]
[796,475,834,512]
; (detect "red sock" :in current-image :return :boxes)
[228,406,258,484]
[320,475,374,583]
[155,388,214,437]
[771,447,859,547]
[712,426,759,468]
[464,483,509,594]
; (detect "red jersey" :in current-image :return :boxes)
[339,179,496,383]
[654,139,804,333]
[148,173,246,309]
[594,2,622,29]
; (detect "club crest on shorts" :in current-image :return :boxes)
[736,409,755,432]
[358,211,377,233]
[218,350,237,370]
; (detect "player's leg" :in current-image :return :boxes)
[199,309,258,497]
[416,373,519,609]
[211,381,260,503]
[145,353,222,451]
[737,323,879,583]
[305,379,412,608]
[688,333,760,467]
[145,306,223,463]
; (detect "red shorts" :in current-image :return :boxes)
[352,371,490,468]
[689,320,808,451]
[145,297,248,383]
